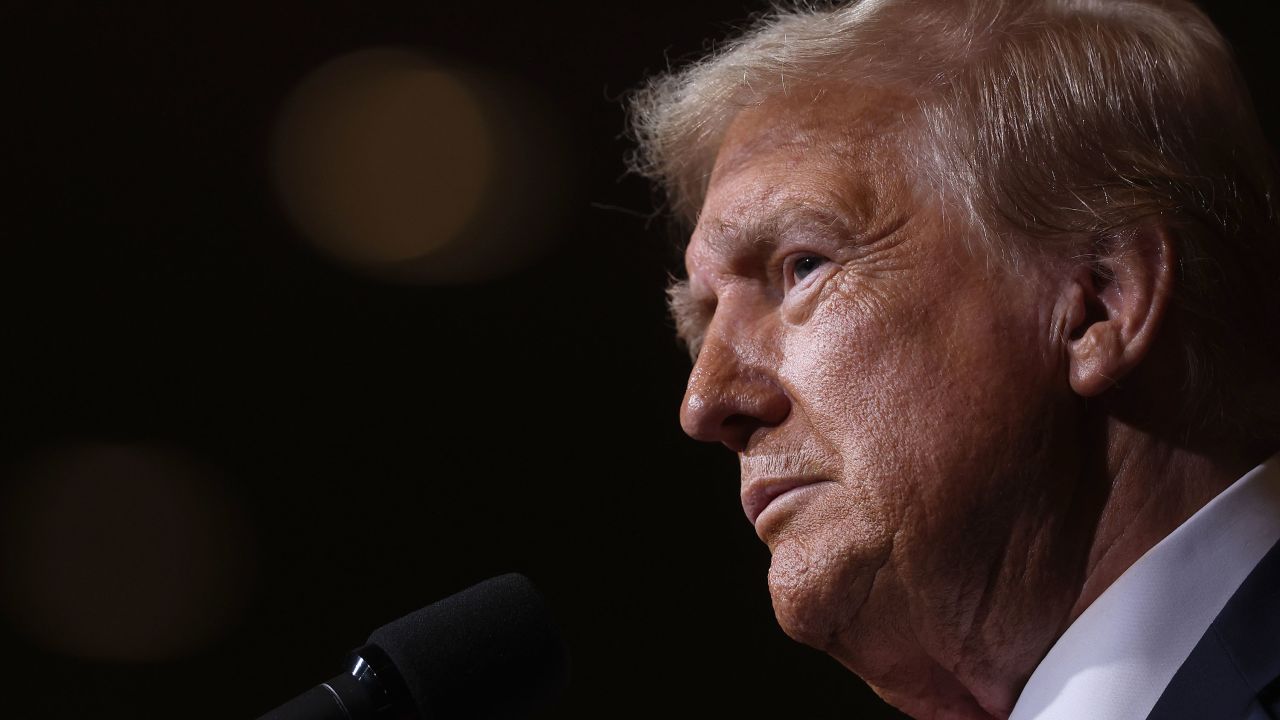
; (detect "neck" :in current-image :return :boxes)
[1062,421,1261,626]
[949,419,1261,720]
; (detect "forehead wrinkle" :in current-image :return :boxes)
[710,129,813,188]
[708,83,875,187]
[699,150,894,262]
[704,86,917,245]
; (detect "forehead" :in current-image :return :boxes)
[689,84,915,265]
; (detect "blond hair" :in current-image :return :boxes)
[630,0,1280,446]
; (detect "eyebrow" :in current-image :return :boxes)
[665,206,855,359]
[667,276,709,360]
[697,206,854,260]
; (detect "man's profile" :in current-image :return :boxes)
[630,1,1280,718]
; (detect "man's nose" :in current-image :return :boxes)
[679,328,790,453]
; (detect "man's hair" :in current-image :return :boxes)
[629,0,1280,447]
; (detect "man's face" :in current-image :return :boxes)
[675,86,1084,705]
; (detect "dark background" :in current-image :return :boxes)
[0,2,1272,718]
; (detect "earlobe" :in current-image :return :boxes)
[1062,223,1176,398]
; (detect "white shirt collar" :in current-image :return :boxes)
[1009,453,1280,720]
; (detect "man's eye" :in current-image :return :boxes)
[790,255,828,285]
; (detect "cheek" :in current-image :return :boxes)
[788,270,1049,466]
[780,271,1056,540]
[763,277,942,644]
[766,270,1058,648]
[780,275,949,490]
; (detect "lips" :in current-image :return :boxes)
[741,477,826,528]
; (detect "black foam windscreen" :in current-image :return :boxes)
[366,573,570,719]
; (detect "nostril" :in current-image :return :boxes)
[720,413,763,453]
[680,394,743,447]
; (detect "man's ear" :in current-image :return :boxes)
[1061,222,1177,398]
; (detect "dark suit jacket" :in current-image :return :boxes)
[1146,537,1280,719]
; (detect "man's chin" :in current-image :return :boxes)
[765,533,887,653]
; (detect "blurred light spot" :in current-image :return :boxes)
[274,49,492,268]
[273,47,573,284]
[1,443,254,662]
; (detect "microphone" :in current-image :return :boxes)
[257,573,570,719]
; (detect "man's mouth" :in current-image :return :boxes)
[741,476,830,531]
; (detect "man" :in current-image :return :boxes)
[630,1,1280,718]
